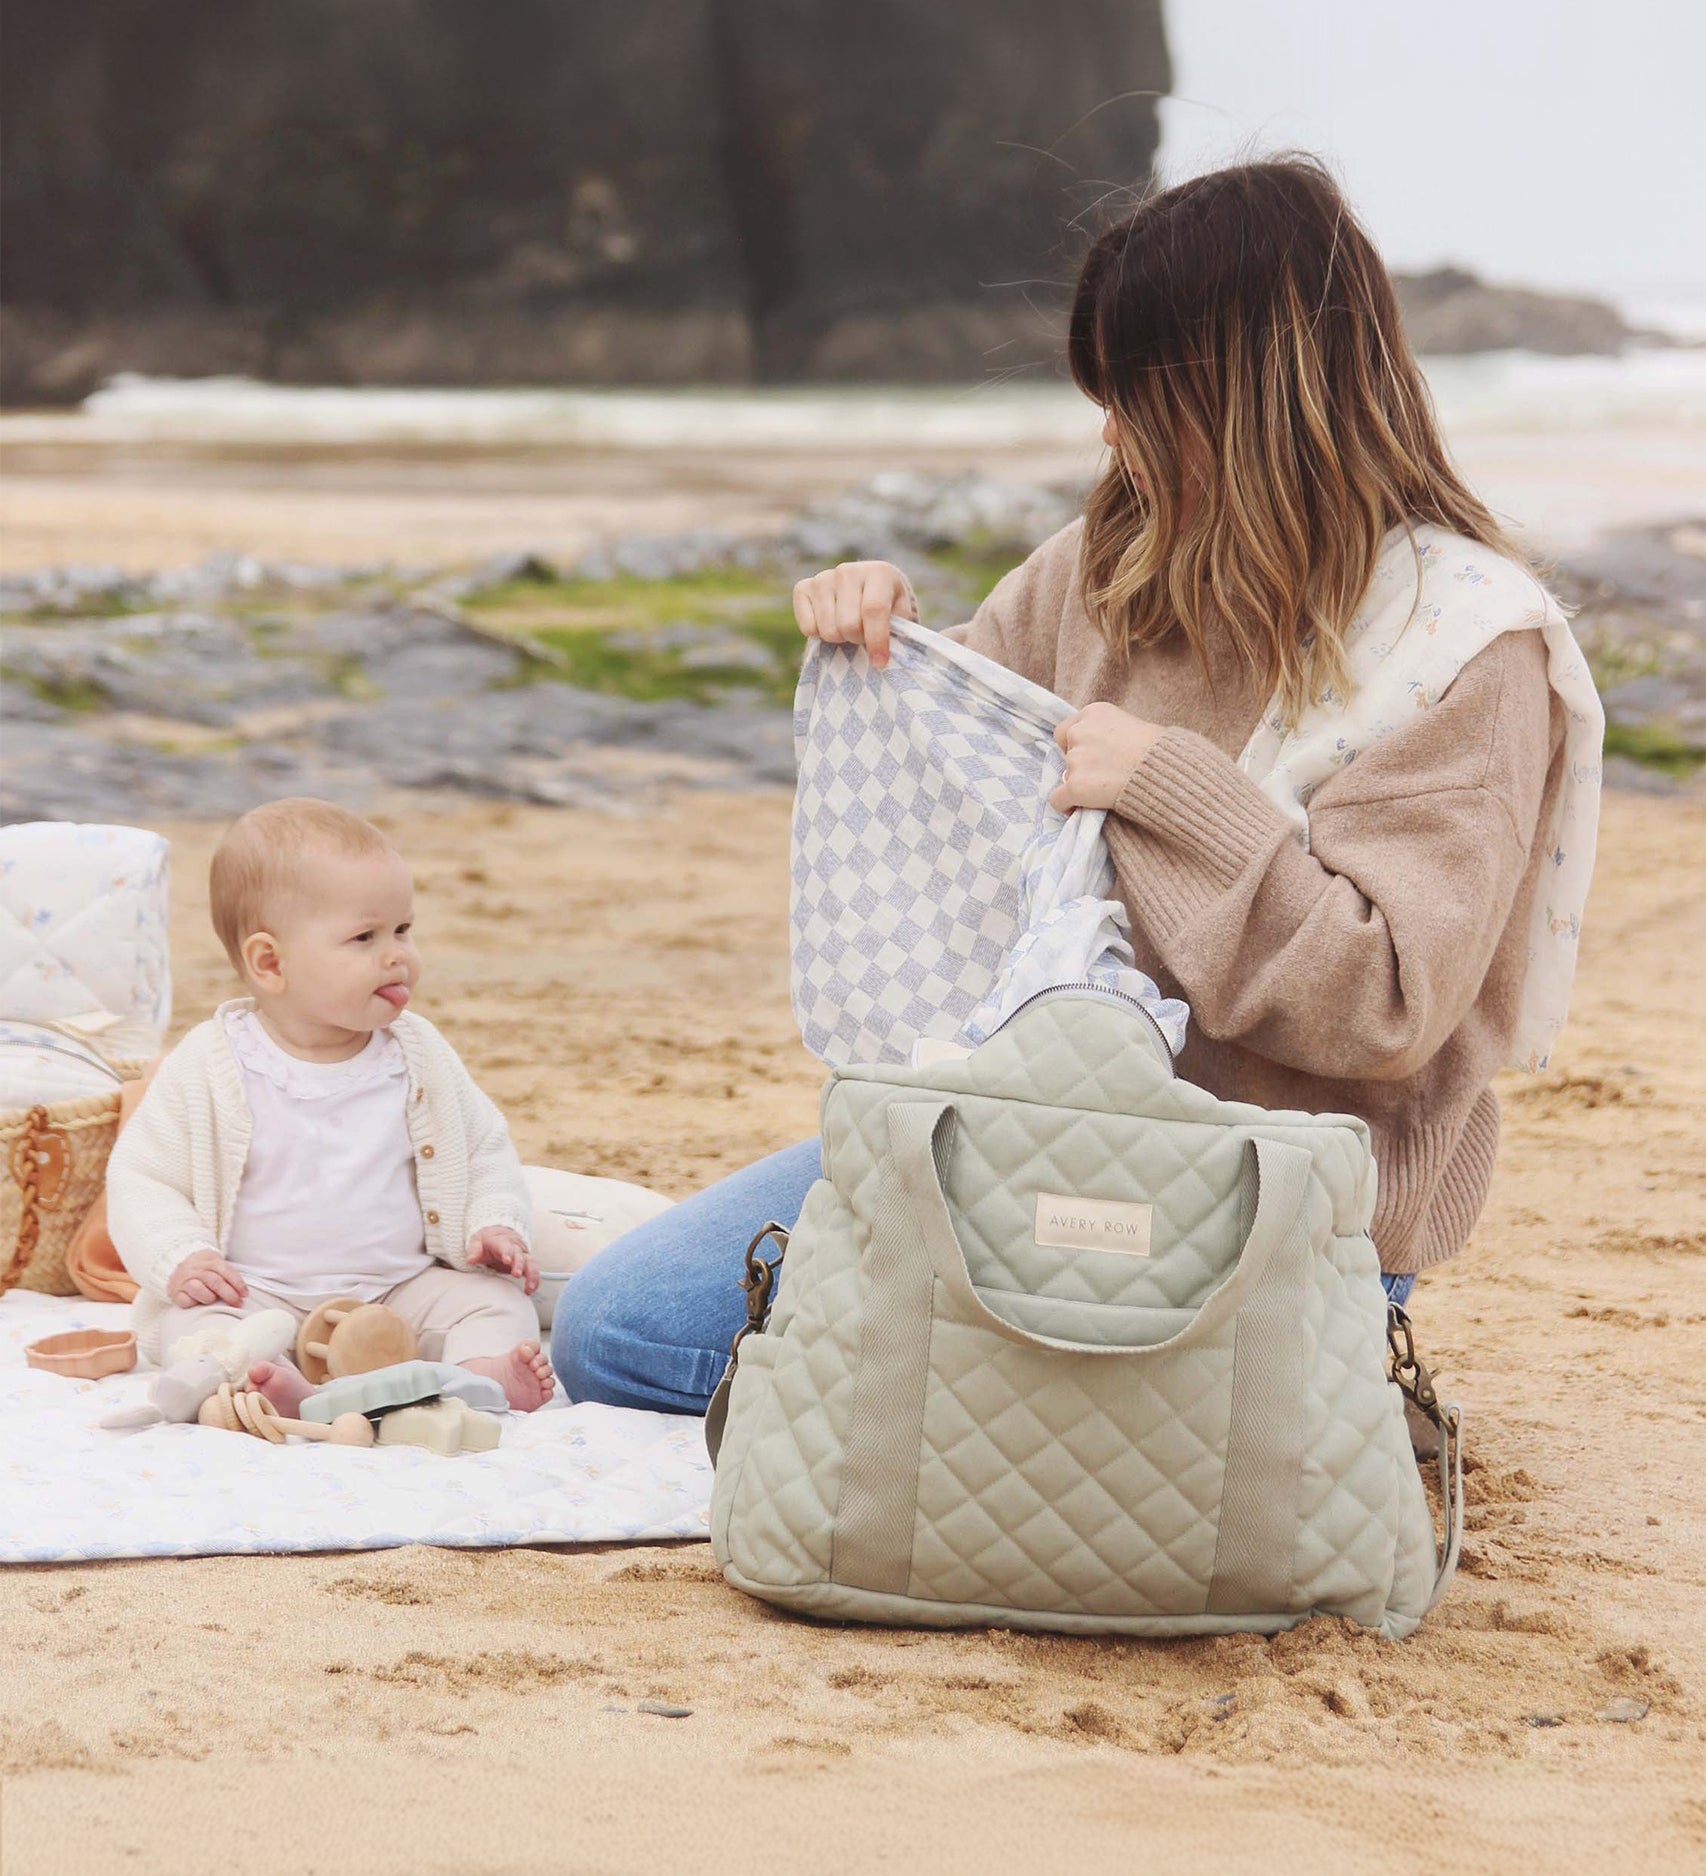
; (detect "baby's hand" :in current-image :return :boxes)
[467,1226,539,1296]
[167,1249,249,1309]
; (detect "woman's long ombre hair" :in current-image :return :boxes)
[1067,157,1521,723]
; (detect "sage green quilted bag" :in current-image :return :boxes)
[708,989,1463,1639]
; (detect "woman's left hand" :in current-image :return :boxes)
[1050,702,1165,813]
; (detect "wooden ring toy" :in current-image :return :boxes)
[197,1383,374,1447]
[295,1298,418,1385]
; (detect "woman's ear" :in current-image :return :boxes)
[240,929,286,996]
[1101,408,1151,497]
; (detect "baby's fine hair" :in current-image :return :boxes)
[209,797,397,976]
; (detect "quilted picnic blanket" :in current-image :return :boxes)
[791,615,1188,1068]
[0,1292,712,1563]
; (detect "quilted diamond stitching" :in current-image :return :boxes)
[909,1322,1233,1614]
[714,997,1434,1632]
[0,825,171,1037]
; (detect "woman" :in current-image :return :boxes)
[553,157,1585,1414]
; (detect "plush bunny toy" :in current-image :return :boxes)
[100,1309,296,1432]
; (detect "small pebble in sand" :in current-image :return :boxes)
[1595,1698,1649,1723]
[1324,1678,1373,1720]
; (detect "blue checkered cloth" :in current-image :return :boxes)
[791,616,1189,1068]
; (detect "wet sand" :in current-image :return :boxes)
[2,783,1703,1875]
[2,382,1700,573]
[0,435,1101,574]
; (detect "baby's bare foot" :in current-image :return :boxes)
[248,1359,313,1416]
[461,1342,554,1412]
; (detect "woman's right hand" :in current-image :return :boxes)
[167,1247,248,1308]
[791,561,917,670]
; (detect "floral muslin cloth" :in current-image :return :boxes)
[1236,522,1604,1073]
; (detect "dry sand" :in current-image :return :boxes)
[1,782,1703,1874]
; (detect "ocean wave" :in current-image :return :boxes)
[54,348,1706,450]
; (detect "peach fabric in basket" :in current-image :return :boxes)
[65,1057,160,1303]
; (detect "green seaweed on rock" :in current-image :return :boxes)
[0,665,112,714]
[1601,720,1705,779]
[469,569,806,706]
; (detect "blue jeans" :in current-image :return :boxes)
[552,1137,1418,1415]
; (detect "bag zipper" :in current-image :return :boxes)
[984,979,1176,1077]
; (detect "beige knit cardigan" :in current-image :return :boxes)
[107,997,533,1308]
[946,520,1569,1273]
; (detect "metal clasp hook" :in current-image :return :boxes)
[729,1222,789,1361]
[1386,1303,1441,1425]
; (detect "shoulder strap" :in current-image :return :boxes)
[1388,1305,1465,1608]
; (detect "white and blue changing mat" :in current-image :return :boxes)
[791,614,1188,1069]
[0,1292,712,1563]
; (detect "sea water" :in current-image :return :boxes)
[67,348,1706,452]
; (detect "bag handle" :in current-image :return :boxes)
[889,1098,1466,1613]
[886,1097,1315,1359]
[825,1100,1315,1596]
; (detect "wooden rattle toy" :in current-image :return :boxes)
[197,1383,374,1447]
[295,1298,418,1385]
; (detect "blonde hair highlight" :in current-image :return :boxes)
[1068,157,1525,725]
[209,797,397,978]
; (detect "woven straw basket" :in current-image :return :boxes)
[1,1056,149,1297]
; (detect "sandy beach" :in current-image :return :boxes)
[3,379,1705,1870]
[1,773,1702,1874]
[8,0,1706,1856]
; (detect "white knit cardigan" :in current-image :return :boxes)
[108,998,533,1310]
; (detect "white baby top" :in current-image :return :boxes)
[220,1008,434,1304]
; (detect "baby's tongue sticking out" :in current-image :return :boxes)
[375,984,410,1010]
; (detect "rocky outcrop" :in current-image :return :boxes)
[0,472,1090,819]
[3,478,1698,823]
[1553,519,1706,785]
[0,0,1169,404]
[1391,268,1665,357]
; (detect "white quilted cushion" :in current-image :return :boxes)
[522,1165,674,1330]
[0,823,171,1055]
[0,1021,128,1110]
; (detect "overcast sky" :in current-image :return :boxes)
[1158,0,1706,320]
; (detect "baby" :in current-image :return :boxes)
[108,797,554,1413]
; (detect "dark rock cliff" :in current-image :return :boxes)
[0,0,1171,403]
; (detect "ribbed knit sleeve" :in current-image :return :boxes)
[106,1043,224,1299]
[1113,727,1295,917]
[405,1021,532,1259]
[1105,632,1556,1083]
[459,1077,533,1250]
